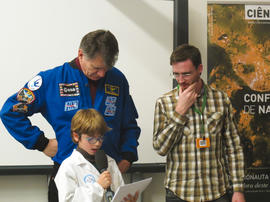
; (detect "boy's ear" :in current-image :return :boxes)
[73,132,80,143]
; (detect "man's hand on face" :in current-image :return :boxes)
[175,81,200,116]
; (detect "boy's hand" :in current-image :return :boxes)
[121,191,139,202]
[97,170,112,189]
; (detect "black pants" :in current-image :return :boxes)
[166,189,230,202]
[48,162,60,202]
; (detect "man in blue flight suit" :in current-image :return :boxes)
[0,29,141,202]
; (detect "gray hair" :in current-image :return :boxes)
[79,30,119,69]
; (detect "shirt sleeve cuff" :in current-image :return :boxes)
[32,133,49,151]
[122,152,137,163]
[172,111,189,124]
[233,184,244,192]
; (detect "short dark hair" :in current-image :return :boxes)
[79,30,119,69]
[71,109,111,144]
[170,44,202,68]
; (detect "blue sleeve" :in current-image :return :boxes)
[120,82,141,162]
[0,74,47,150]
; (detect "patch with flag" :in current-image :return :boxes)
[105,84,119,96]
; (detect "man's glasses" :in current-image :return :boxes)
[172,72,192,79]
[86,136,105,144]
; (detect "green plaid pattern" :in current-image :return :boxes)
[153,83,245,202]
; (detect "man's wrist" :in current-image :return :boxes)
[122,152,136,163]
[32,133,49,151]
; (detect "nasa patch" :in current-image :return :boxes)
[27,75,42,91]
[17,88,35,104]
[64,100,79,111]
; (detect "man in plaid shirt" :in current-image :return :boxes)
[153,44,245,202]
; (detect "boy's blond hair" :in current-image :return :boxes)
[71,109,111,143]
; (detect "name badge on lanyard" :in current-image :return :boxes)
[187,84,210,149]
[196,137,210,149]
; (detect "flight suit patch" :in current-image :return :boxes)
[27,75,42,91]
[13,103,28,113]
[59,82,80,96]
[104,95,117,116]
[105,96,117,105]
[17,88,35,104]
[64,100,79,111]
[104,105,116,116]
[105,84,119,96]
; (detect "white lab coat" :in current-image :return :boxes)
[55,149,124,202]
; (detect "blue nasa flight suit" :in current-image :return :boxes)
[0,59,140,164]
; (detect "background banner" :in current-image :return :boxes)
[207,3,270,202]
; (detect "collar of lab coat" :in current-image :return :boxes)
[70,149,100,174]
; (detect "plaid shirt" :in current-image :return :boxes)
[153,83,245,202]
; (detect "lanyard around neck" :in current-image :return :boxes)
[177,84,207,134]
[192,87,207,116]
[193,87,207,134]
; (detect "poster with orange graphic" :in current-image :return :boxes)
[207,3,270,199]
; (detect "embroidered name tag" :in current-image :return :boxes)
[105,84,119,96]
[59,82,80,96]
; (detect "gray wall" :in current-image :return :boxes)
[0,0,172,166]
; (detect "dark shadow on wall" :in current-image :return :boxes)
[107,0,173,51]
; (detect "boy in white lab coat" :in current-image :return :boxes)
[55,109,138,202]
